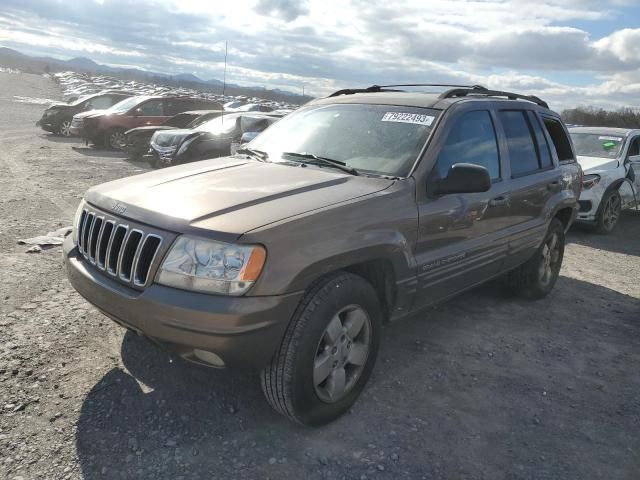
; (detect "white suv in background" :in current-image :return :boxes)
[569,127,640,233]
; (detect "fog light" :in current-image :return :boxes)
[193,349,225,367]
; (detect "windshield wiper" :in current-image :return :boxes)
[281,152,359,176]
[236,147,269,162]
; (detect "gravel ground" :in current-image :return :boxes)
[1,72,639,480]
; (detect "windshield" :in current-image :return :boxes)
[107,96,148,114]
[570,133,624,159]
[248,104,438,176]
[197,114,240,135]
[70,94,92,106]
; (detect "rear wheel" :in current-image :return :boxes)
[596,190,621,234]
[57,120,72,137]
[104,128,126,150]
[261,272,382,426]
[507,218,565,299]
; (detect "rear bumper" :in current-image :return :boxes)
[64,237,302,369]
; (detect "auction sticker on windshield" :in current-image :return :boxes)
[382,112,435,126]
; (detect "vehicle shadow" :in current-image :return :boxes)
[70,146,130,159]
[568,210,640,256]
[75,276,639,479]
[39,133,84,144]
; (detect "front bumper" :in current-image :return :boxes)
[37,120,57,133]
[64,236,302,369]
[575,187,603,223]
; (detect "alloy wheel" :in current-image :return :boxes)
[59,120,72,137]
[538,232,561,286]
[602,194,621,231]
[109,131,126,150]
[313,305,371,403]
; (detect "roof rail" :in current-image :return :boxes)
[328,83,486,98]
[439,87,549,108]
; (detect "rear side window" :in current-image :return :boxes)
[499,111,539,177]
[542,117,574,162]
[527,112,553,168]
[434,110,501,181]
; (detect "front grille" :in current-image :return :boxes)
[76,208,164,288]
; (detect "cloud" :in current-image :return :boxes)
[0,0,639,109]
[255,0,309,21]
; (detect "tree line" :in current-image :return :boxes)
[561,106,640,128]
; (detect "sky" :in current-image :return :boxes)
[2,0,640,110]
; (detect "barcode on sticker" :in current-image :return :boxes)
[598,136,622,141]
[382,112,434,126]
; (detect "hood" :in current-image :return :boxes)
[577,155,619,173]
[127,125,177,135]
[73,109,112,120]
[46,103,76,111]
[85,158,393,239]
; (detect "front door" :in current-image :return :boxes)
[413,108,513,309]
[133,99,166,127]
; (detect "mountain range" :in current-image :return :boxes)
[0,47,312,103]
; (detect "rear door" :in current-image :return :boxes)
[413,105,513,308]
[495,109,561,269]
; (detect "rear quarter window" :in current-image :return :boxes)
[543,117,575,162]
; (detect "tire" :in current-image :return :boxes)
[103,128,126,150]
[507,218,565,300]
[57,120,72,137]
[261,272,382,426]
[595,189,622,234]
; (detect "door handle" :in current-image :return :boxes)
[547,180,562,192]
[488,195,510,207]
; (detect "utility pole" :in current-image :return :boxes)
[222,41,228,97]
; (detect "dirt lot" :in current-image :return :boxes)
[1,71,639,480]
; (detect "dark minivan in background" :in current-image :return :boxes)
[71,96,223,149]
[36,90,132,137]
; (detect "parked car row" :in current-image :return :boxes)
[65,84,596,426]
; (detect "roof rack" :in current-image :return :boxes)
[439,87,549,108]
[327,83,549,108]
[328,83,485,97]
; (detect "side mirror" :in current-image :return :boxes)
[432,163,491,195]
[132,108,143,117]
[240,131,260,144]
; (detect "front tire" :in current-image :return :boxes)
[261,272,382,426]
[507,218,565,299]
[596,190,621,234]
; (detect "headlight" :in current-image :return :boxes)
[176,135,199,156]
[72,200,86,244]
[156,235,266,295]
[582,174,601,189]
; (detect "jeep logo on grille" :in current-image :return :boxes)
[111,202,127,215]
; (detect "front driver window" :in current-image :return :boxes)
[434,110,501,181]
[138,99,163,116]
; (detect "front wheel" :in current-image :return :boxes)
[57,120,72,137]
[506,218,565,299]
[596,190,621,234]
[104,128,126,150]
[261,272,382,426]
